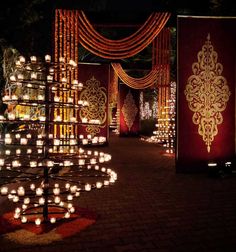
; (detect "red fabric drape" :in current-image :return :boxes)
[177,16,236,172]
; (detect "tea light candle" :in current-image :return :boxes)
[50,217,56,223]
[36,140,43,146]
[54,115,62,122]
[53,188,60,195]
[12,94,18,100]
[67,194,73,201]
[27,149,32,154]
[83,101,89,106]
[26,134,32,139]
[31,72,37,79]
[82,139,88,145]
[85,184,91,191]
[69,207,75,213]
[39,197,45,205]
[54,139,60,146]
[17,73,24,80]
[35,218,41,226]
[30,184,36,190]
[70,185,77,193]
[0,186,8,195]
[14,213,20,219]
[69,59,76,67]
[64,212,70,219]
[0,159,4,166]
[59,57,65,63]
[96,182,103,189]
[17,186,25,196]
[54,96,60,102]
[78,82,83,90]
[8,113,15,120]
[38,95,44,101]
[70,139,76,145]
[13,196,19,202]
[78,159,85,166]
[30,56,37,63]
[61,77,67,83]
[19,56,25,64]
[54,196,60,204]
[70,117,77,122]
[30,161,37,167]
[36,188,43,196]
[78,100,83,106]
[0,115,5,120]
[24,198,30,204]
[68,97,73,103]
[20,138,27,145]
[45,54,51,62]
[47,75,53,82]
[5,137,12,144]
[47,160,54,167]
[21,216,27,223]
[104,180,109,186]
[64,160,71,166]
[23,114,30,120]
[12,160,20,167]
[15,133,21,139]
[5,150,11,155]
[90,158,96,165]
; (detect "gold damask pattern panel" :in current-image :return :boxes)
[184,34,231,152]
[79,76,107,135]
[121,90,138,131]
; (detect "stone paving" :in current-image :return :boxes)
[1,134,236,251]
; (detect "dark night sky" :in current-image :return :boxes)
[51,0,236,27]
[0,0,235,57]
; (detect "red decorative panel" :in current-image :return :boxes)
[177,16,236,172]
[77,63,109,141]
[119,84,140,136]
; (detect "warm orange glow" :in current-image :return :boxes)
[111,63,159,89]
[78,11,171,59]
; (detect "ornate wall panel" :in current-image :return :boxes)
[177,16,236,172]
[77,64,109,140]
[119,84,140,136]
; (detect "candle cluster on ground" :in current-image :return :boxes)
[142,82,176,154]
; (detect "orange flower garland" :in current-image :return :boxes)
[111,63,159,89]
[78,11,171,59]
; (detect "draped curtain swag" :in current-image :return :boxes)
[111,63,159,89]
[78,11,171,59]
[54,10,171,89]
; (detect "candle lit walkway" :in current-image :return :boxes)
[1,133,236,251]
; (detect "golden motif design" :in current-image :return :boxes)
[121,90,138,131]
[184,34,231,152]
[79,76,107,135]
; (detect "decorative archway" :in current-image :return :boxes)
[53,9,172,138]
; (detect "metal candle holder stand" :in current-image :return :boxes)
[0,55,117,225]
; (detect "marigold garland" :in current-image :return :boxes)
[54,10,171,90]
[78,11,171,59]
[111,63,159,89]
